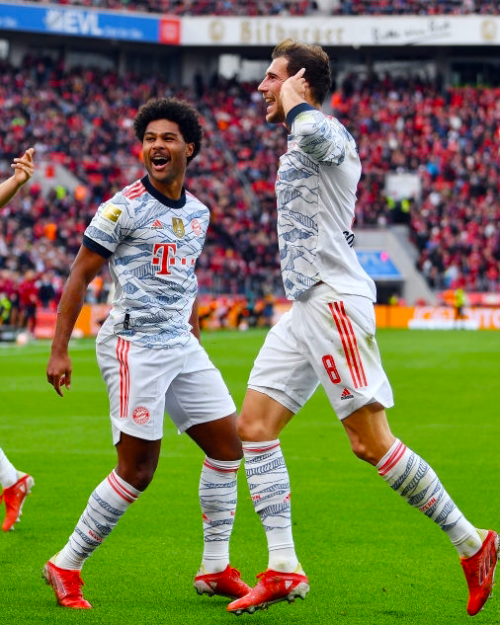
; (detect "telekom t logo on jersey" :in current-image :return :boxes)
[152,243,176,275]
[151,243,195,275]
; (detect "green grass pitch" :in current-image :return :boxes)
[0,328,499,625]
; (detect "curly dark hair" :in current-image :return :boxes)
[272,39,332,105]
[133,97,203,163]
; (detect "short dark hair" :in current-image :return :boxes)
[272,39,332,105]
[133,97,203,163]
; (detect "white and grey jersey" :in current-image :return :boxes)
[277,104,376,302]
[83,175,209,349]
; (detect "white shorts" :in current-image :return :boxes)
[248,283,394,420]
[96,334,236,444]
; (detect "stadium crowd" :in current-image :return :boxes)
[16,0,320,16]
[334,0,499,15]
[0,55,499,330]
[15,0,500,15]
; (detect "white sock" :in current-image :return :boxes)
[377,439,483,558]
[0,447,18,489]
[200,457,241,574]
[243,440,299,572]
[54,470,141,570]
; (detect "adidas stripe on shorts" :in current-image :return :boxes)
[96,333,236,443]
[248,283,394,420]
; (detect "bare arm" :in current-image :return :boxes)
[0,148,35,208]
[47,245,107,396]
[189,296,201,342]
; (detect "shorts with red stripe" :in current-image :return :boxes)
[248,283,394,420]
[96,333,236,444]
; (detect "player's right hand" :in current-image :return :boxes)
[47,352,72,397]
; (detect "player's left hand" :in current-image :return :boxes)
[11,148,35,186]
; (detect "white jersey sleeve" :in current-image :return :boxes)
[84,194,134,257]
[286,103,350,165]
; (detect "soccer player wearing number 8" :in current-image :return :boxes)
[227,40,498,617]
[44,98,250,609]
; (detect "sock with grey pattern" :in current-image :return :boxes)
[199,457,241,574]
[243,440,299,572]
[377,439,482,558]
[53,470,141,570]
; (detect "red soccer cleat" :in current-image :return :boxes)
[461,530,499,616]
[1,473,34,531]
[194,564,251,599]
[227,566,309,615]
[43,559,92,609]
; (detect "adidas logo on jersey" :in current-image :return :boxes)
[340,388,354,400]
[151,219,165,229]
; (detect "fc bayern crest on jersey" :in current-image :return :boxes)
[172,217,185,238]
[132,406,150,425]
[191,218,202,236]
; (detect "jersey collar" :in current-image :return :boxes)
[142,175,187,209]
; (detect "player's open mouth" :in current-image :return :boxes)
[264,98,275,114]
[151,155,170,170]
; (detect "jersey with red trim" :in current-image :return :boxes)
[277,105,376,301]
[83,175,209,349]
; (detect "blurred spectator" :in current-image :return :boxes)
[38,272,57,309]
[0,292,12,325]
[17,269,38,334]
[453,286,467,322]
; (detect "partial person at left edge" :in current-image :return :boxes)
[0,148,36,531]
[0,148,35,210]
[44,98,249,609]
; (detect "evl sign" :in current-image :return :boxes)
[44,9,103,36]
[0,3,163,43]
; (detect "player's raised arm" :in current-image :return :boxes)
[47,245,106,397]
[280,67,308,116]
[0,148,35,209]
